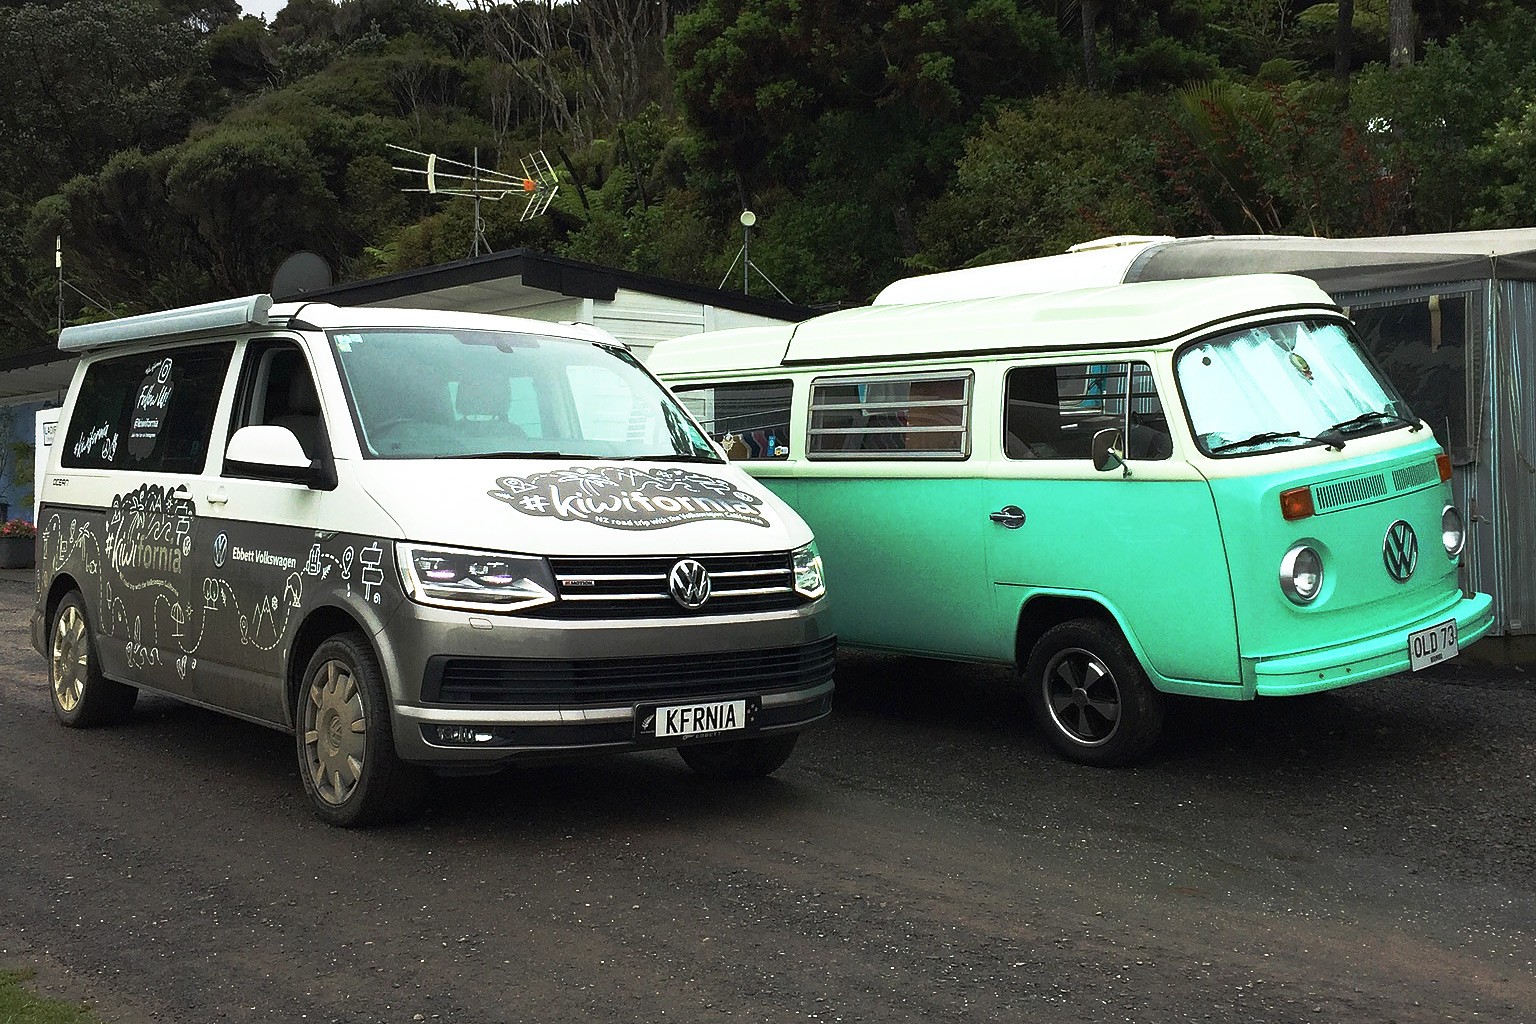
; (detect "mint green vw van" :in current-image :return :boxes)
[651,273,1494,765]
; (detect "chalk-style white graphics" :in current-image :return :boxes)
[359,543,384,603]
[488,467,769,530]
[42,483,398,682]
[128,356,174,460]
[72,422,119,462]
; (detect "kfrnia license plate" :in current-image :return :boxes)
[640,697,757,739]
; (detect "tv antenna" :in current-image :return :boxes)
[54,237,115,334]
[388,144,559,257]
[719,210,791,301]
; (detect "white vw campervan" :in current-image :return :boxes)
[34,295,832,825]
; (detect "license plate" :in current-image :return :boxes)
[642,698,753,739]
[1408,619,1459,671]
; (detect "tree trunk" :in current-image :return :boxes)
[1334,0,1354,82]
[1389,0,1413,68]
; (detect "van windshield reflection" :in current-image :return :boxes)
[1177,320,1415,458]
[330,328,717,461]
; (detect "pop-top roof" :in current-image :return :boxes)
[649,273,1336,375]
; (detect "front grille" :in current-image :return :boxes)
[423,635,837,707]
[526,552,803,619]
[1392,460,1439,491]
[1314,472,1388,512]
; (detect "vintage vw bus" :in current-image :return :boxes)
[651,273,1493,765]
[34,295,832,824]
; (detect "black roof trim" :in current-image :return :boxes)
[286,248,819,322]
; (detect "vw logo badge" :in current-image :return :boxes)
[668,558,712,609]
[1383,520,1418,583]
[213,532,228,568]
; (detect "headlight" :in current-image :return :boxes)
[1442,505,1465,557]
[1280,544,1324,605]
[396,542,557,613]
[792,543,825,600]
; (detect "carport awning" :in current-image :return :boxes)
[0,347,73,403]
[1126,229,1536,290]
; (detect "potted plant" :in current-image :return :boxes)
[0,517,35,569]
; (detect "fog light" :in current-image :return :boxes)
[437,725,496,744]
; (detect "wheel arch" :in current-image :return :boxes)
[43,571,84,634]
[1014,591,1162,682]
[286,604,374,730]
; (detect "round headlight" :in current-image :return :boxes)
[1280,544,1324,605]
[1442,505,1465,558]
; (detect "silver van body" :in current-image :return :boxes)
[34,296,832,824]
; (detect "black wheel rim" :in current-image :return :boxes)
[1042,646,1122,747]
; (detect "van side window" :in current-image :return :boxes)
[230,342,323,460]
[674,380,792,459]
[1005,362,1170,461]
[62,343,233,473]
[808,372,971,459]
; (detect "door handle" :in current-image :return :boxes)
[989,505,1025,529]
[205,490,229,506]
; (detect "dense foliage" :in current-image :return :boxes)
[1,0,1533,354]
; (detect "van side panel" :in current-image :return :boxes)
[38,486,403,729]
[981,468,1242,687]
[777,471,1008,660]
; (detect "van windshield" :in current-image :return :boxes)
[330,328,719,461]
[1176,319,1415,457]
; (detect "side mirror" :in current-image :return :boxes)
[226,425,336,490]
[1091,427,1125,474]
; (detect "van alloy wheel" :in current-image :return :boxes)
[1023,617,1164,767]
[301,658,368,807]
[295,634,426,826]
[1041,647,1121,746]
[51,602,89,714]
[47,591,137,727]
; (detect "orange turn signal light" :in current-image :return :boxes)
[1280,486,1315,521]
[1437,453,1452,482]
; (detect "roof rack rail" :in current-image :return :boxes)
[58,294,273,353]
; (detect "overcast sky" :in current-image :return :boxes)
[238,1,474,21]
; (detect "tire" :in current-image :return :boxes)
[296,633,427,827]
[1024,617,1164,767]
[677,733,800,779]
[48,592,137,727]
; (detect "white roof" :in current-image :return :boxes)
[650,273,1337,374]
[874,236,1166,305]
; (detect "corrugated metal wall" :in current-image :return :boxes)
[1490,280,1536,633]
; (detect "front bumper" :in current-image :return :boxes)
[1250,590,1495,697]
[376,599,834,766]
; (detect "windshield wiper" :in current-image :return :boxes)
[620,453,725,464]
[443,451,604,460]
[1209,430,1337,454]
[1324,409,1420,436]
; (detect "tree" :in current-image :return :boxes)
[1389,0,1413,67]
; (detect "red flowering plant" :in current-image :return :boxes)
[0,518,35,538]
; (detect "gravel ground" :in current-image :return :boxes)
[2,574,1533,1023]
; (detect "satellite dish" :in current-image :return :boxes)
[271,251,334,298]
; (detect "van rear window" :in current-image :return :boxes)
[807,372,971,459]
[62,343,233,473]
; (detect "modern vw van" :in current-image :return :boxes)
[650,273,1494,765]
[34,295,832,825]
